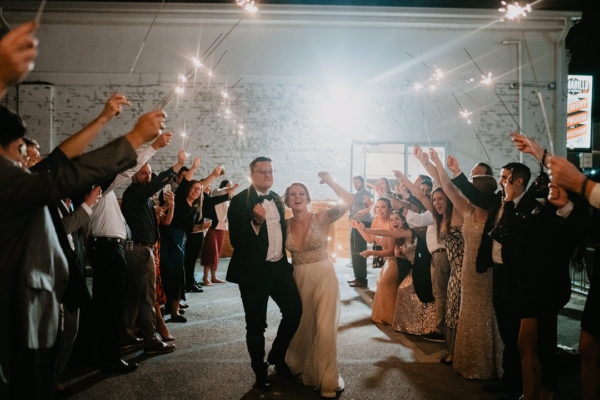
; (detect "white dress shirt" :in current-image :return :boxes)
[88,145,156,239]
[406,209,444,253]
[252,190,283,262]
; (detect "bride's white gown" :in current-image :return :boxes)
[285,214,343,395]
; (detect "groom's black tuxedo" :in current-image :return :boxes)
[226,186,291,284]
[226,185,302,382]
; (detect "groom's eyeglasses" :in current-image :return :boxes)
[254,169,274,176]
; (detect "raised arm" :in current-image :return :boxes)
[364,227,413,240]
[199,164,225,187]
[59,94,131,159]
[510,132,545,164]
[393,169,433,213]
[351,220,377,243]
[428,148,469,215]
[316,171,353,225]
[161,190,175,226]
[447,155,494,209]
[413,144,441,184]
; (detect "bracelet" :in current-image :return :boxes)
[580,177,590,199]
[541,148,548,167]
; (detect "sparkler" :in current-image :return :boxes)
[499,1,532,21]
[480,72,493,85]
[464,47,521,132]
[180,132,187,149]
[35,0,48,24]
[451,92,492,162]
[129,0,167,75]
[236,0,258,13]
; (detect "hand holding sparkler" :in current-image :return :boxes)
[547,156,587,194]
[547,183,569,208]
[151,131,172,149]
[428,148,442,167]
[446,155,461,177]
[510,132,545,163]
[125,110,167,149]
[0,21,38,98]
[413,144,429,164]
[99,94,131,122]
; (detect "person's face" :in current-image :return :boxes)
[251,161,274,192]
[498,168,511,196]
[0,138,25,165]
[287,184,309,211]
[135,164,152,185]
[189,183,202,200]
[470,164,487,179]
[375,199,391,219]
[353,178,363,191]
[390,213,402,229]
[432,190,448,215]
[25,145,41,168]
[420,183,432,197]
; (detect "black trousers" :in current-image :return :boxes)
[351,226,368,284]
[239,258,302,379]
[493,263,522,393]
[87,239,127,364]
[184,232,204,287]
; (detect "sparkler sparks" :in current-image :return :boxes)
[499,1,532,21]
[460,109,473,124]
[236,0,258,13]
[175,86,185,95]
[191,57,203,68]
[480,72,493,85]
[431,67,444,82]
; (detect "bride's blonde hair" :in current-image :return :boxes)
[284,182,311,207]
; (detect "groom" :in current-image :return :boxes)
[226,156,302,391]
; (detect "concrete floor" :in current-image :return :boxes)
[63,259,584,400]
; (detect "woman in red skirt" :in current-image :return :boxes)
[200,180,237,285]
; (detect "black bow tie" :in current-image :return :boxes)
[257,193,273,203]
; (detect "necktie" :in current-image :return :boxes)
[257,193,273,203]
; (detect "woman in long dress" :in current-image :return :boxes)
[427,148,503,380]
[352,198,398,325]
[284,171,353,398]
[395,147,464,365]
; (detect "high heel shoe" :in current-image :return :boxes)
[157,331,175,342]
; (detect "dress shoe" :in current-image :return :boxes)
[119,335,143,351]
[253,377,271,392]
[144,339,176,355]
[102,359,138,374]
[185,284,203,293]
[349,281,367,288]
[179,309,185,315]
[179,301,189,309]
[347,279,357,284]
[272,361,294,378]
[168,314,187,323]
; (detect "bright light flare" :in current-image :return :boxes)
[236,0,258,13]
[175,86,185,95]
[221,90,229,98]
[459,110,473,124]
[178,74,187,84]
[192,57,203,68]
[499,1,532,20]
[431,67,444,82]
[480,72,493,85]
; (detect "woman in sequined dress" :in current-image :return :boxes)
[284,172,353,399]
[428,148,503,380]
[395,145,464,365]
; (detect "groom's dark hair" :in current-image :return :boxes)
[250,156,272,172]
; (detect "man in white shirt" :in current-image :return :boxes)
[226,157,302,392]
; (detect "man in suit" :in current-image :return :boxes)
[226,156,302,392]
[449,160,529,399]
[0,105,164,398]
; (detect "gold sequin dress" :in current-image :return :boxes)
[453,207,503,380]
[285,214,343,395]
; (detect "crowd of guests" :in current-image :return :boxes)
[0,20,237,399]
[347,142,600,399]
[1,19,599,400]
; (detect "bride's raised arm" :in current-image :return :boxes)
[315,171,353,225]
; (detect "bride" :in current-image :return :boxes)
[284,171,354,398]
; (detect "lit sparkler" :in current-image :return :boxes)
[480,72,493,85]
[499,1,532,21]
[431,67,444,82]
[180,132,187,148]
[459,109,473,124]
[236,0,258,13]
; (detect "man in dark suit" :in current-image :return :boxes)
[226,156,302,392]
[450,160,530,399]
